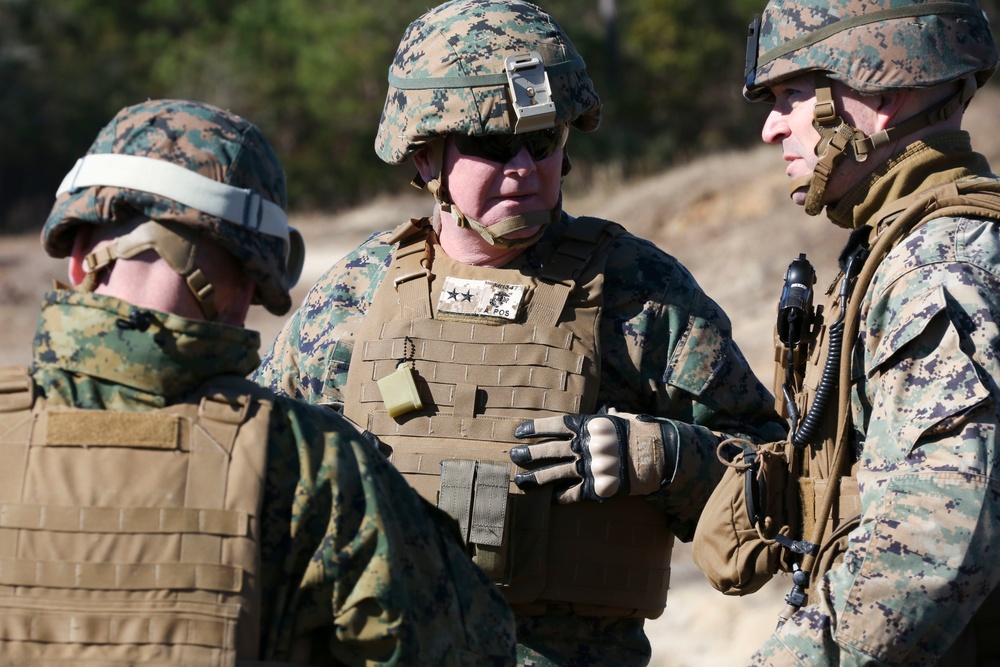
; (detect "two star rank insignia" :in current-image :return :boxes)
[436,276,527,322]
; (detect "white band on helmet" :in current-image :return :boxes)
[56,153,290,245]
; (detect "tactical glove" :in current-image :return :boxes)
[510,410,678,503]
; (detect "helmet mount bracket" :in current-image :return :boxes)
[504,52,557,133]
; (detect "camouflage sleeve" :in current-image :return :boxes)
[260,396,516,665]
[599,233,788,540]
[752,218,1000,665]
[253,232,395,405]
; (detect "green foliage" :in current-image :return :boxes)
[1,0,996,230]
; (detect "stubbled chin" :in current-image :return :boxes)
[790,188,808,206]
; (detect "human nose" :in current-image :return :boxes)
[761,107,789,145]
[505,144,538,175]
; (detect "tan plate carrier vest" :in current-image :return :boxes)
[342,217,673,619]
[776,180,1000,585]
[0,368,273,666]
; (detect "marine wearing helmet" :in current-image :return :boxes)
[692,2,1000,665]
[744,0,996,215]
[44,98,305,317]
[253,2,790,666]
[376,0,601,249]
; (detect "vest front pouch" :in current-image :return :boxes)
[0,371,272,665]
[439,459,526,583]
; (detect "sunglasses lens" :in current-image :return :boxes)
[454,125,569,163]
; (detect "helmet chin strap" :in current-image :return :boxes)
[80,217,219,321]
[797,74,977,218]
[417,139,558,250]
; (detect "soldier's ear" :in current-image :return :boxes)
[874,90,906,131]
[68,226,95,286]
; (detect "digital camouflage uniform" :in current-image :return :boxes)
[5,98,516,665]
[692,2,1000,665]
[256,2,787,663]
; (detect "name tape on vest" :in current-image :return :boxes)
[437,277,527,321]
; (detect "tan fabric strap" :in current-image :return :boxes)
[380,317,574,348]
[367,358,572,391]
[358,380,582,414]
[369,411,521,443]
[392,225,434,319]
[0,611,228,647]
[0,503,246,536]
[362,338,584,374]
[0,559,242,592]
[526,216,621,326]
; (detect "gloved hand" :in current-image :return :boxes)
[510,410,678,503]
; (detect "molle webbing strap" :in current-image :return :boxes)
[391,227,434,320]
[364,336,584,373]
[0,602,235,648]
[0,367,33,412]
[0,368,36,568]
[380,316,575,347]
[369,356,572,391]
[439,459,512,581]
[0,559,242,592]
[528,216,619,327]
[369,411,524,443]
[364,381,581,414]
[0,504,246,536]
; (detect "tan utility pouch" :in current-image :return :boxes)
[692,440,799,595]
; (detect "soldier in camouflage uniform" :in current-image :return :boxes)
[253,1,786,664]
[1,98,515,665]
[691,1,1000,664]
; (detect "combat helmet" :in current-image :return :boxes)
[744,0,998,215]
[43,99,304,317]
[375,0,601,248]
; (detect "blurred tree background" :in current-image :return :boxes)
[1,0,997,231]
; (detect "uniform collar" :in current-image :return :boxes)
[32,289,260,403]
[827,131,993,230]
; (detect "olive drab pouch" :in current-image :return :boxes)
[0,368,272,665]
[439,459,518,583]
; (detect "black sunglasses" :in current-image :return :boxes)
[452,124,569,163]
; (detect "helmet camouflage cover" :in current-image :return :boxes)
[375,0,602,164]
[745,0,998,102]
[43,99,302,315]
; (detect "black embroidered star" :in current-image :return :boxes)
[447,289,459,301]
[460,290,473,302]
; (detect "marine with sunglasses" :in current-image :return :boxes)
[254,0,787,664]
